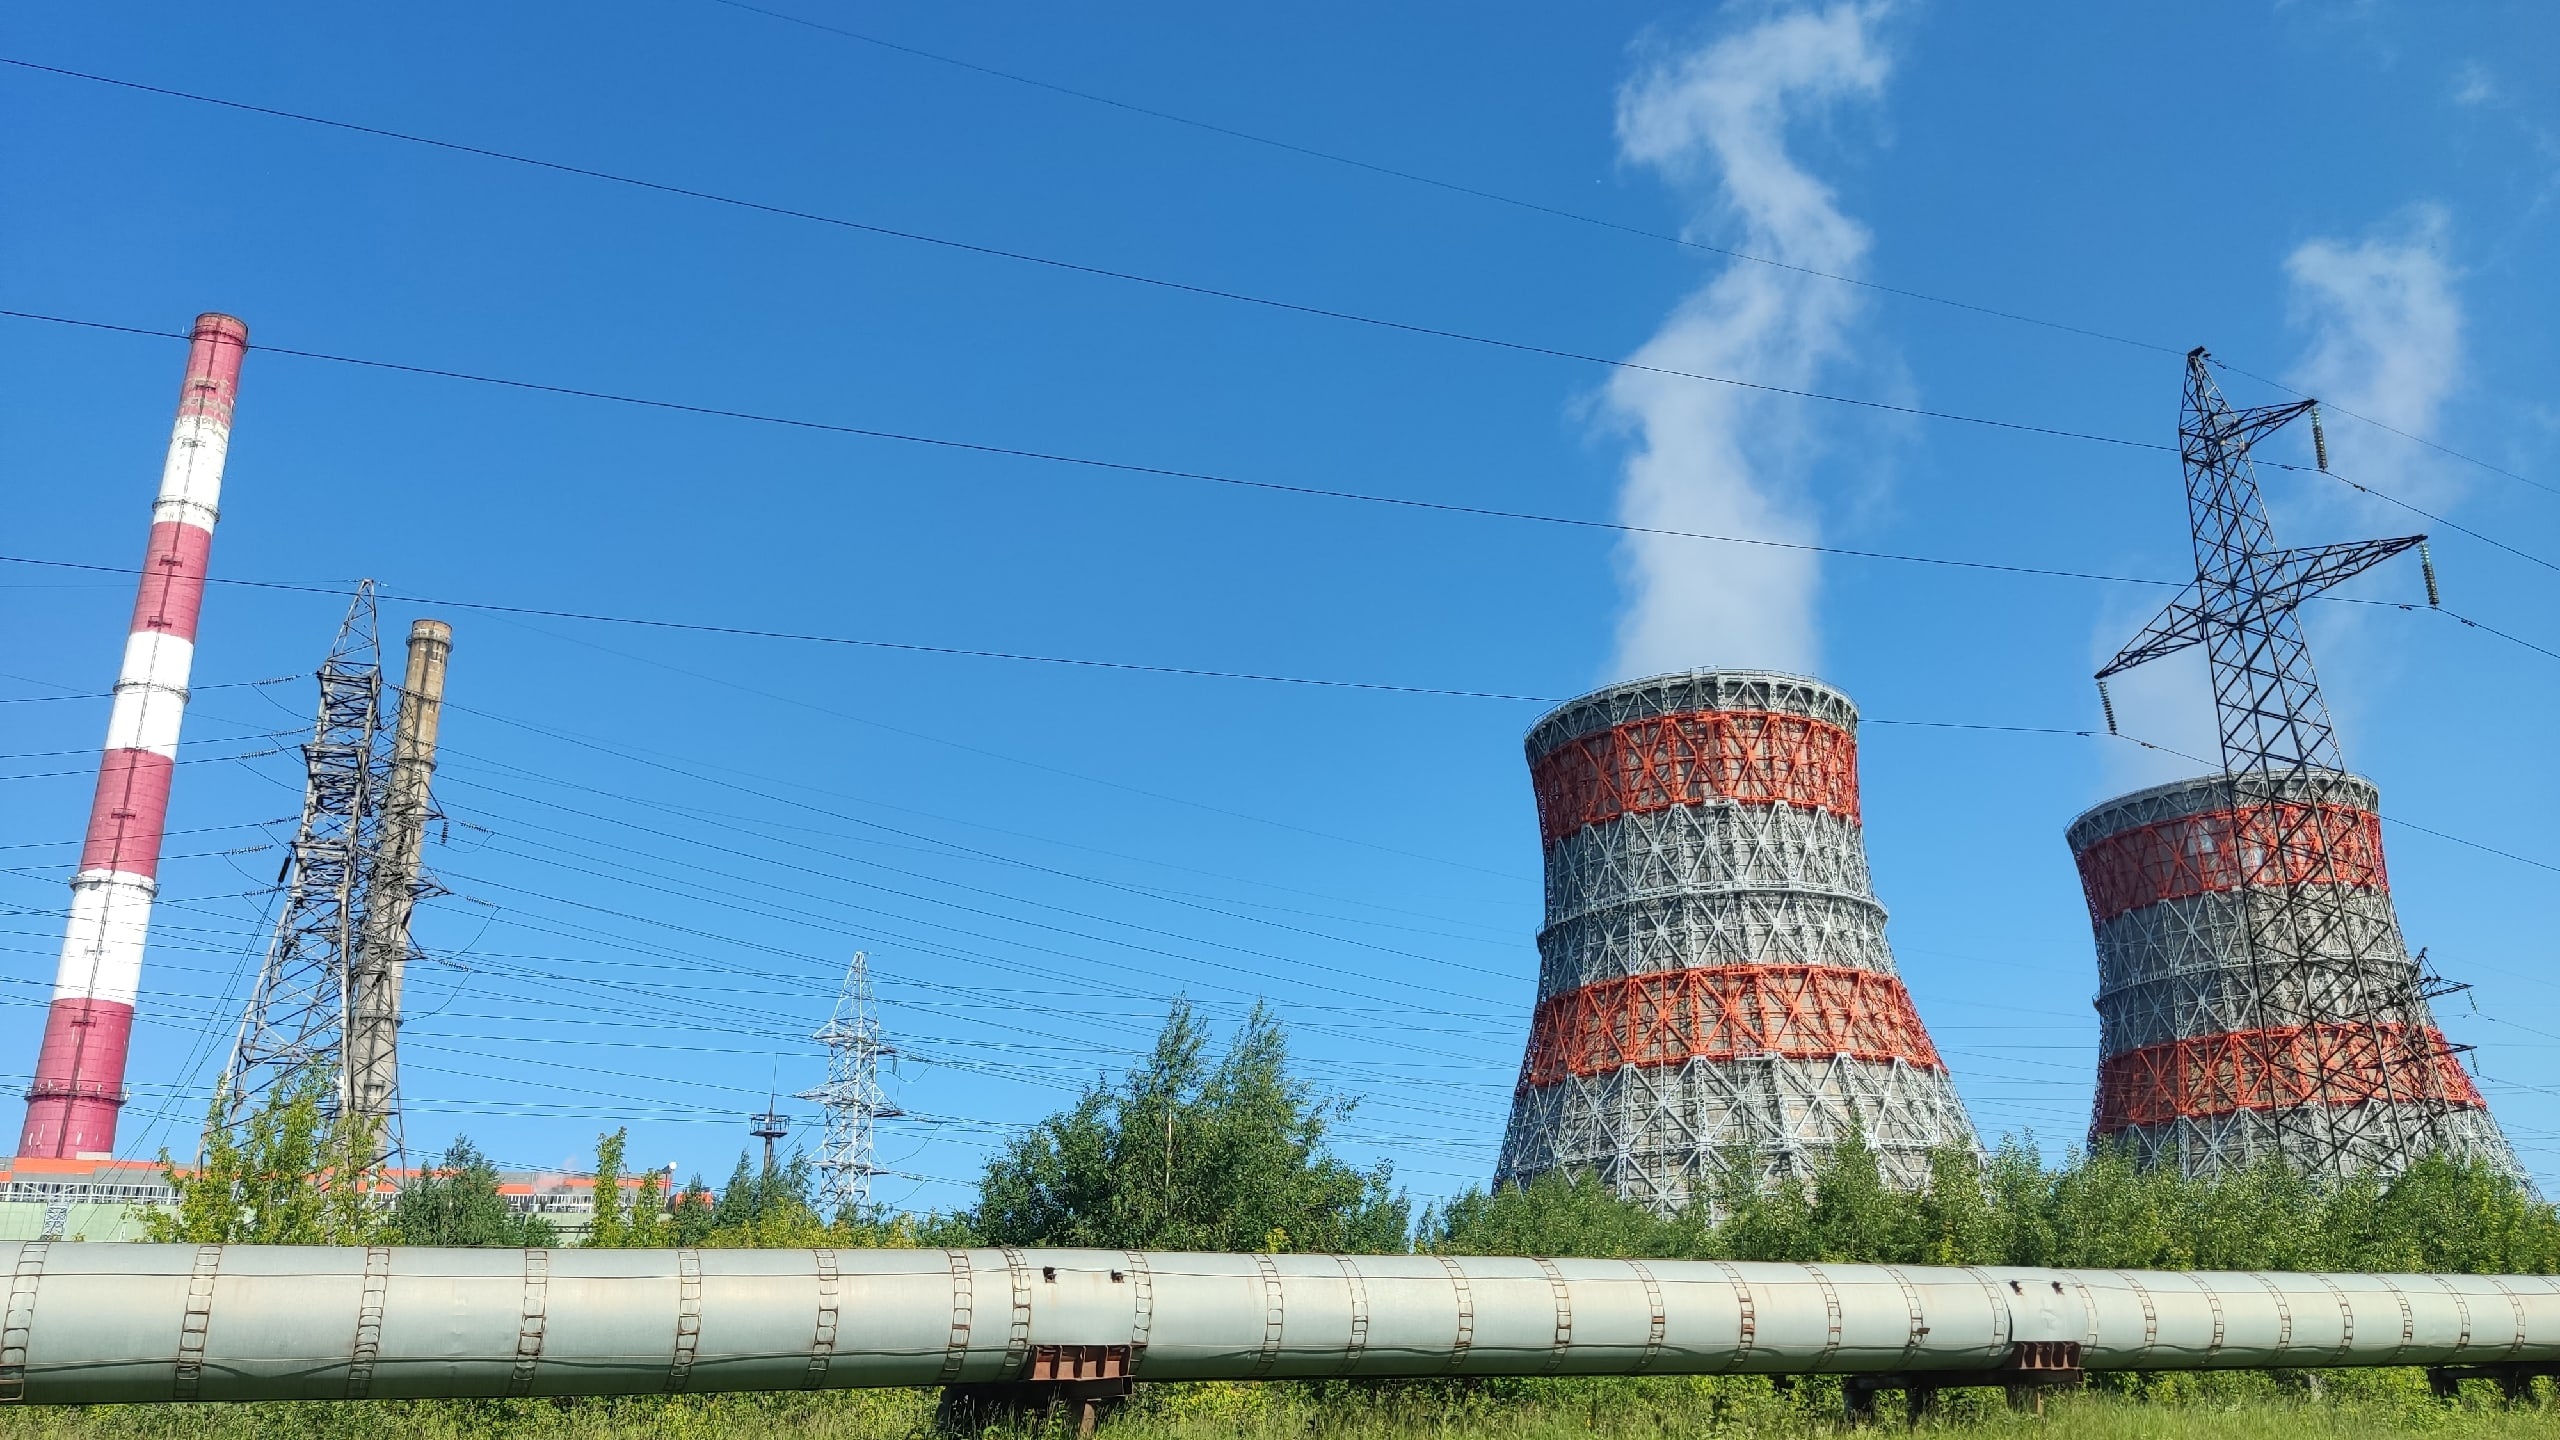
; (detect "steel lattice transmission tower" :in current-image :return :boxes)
[2075,349,2523,1184]
[1496,671,1980,1215]
[217,586,391,1140]
[798,952,900,1216]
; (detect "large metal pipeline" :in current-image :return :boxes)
[0,1245,2552,1403]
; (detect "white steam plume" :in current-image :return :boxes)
[1603,2,1892,682]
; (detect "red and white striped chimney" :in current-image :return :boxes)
[19,314,248,1159]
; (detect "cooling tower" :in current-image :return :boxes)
[2070,771,2524,1183]
[1495,670,1980,1213]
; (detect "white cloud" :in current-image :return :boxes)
[2283,205,2463,518]
[2451,62,2497,107]
[2281,209,2464,759]
[1601,3,1892,682]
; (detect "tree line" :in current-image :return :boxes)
[147,1003,2560,1277]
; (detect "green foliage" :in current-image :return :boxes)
[0,1383,2556,1439]
[139,1073,383,1245]
[385,1137,559,1247]
[582,1128,970,1250]
[585,1127,687,1248]
[974,1000,1408,1252]
[1426,1131,2560,1274]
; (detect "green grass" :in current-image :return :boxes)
[0,1374,2549,1440]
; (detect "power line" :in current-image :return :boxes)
[13,55,2549,522]
[433,753,1524,979]
[694,12,2555,510]
[24,309,2551,623]
[0,61,2166,453]
[701,0,2186,358]
[2216,362,2558,501]
[4,544,2550,723]
[3,307,2187,594]
[2266,460,2560,579]
[0,676,298,705]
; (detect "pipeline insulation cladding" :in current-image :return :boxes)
[19,314,246,1162]
[0,1246,2551,1403]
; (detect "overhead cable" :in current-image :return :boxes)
[15,63,2539,504]
[702,0,2184,358]
[0,64,2163,452]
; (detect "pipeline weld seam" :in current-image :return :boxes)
[2198,1273,2226,1357]
[2115,1272,2158,1352]
[1436,1257,1475,1373]
[805,1248,840,1389]
[2380,1276,2415,1365]
[2062,1272,2100,1353]
[171,1244,221,1402]
[1961,1268,2011,1359]
[1334,1255,1370,1376]
[1882,1266,1925,1365]
[345,1246,389,1400]
[999,1247,1033,1378]
[508,1248,550,1397]
[2313,1273,2354,1363]
[1249,1254,1287,1380]
[667,1250,704,1394]
[0,1243,48,1404]
[936,1249,973,1384]
[1625,1259,1666,1374]
[2433,1275,2473,1358]
[2488,1277,2527,1361]
[1710,1260,1755,1366]
[1125,1249,1156,1375]
[2248,1272,2293,1358]
[1806,1264,1843,1371]
[1533,1258,1573,1374]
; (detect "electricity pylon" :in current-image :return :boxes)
[798,952,899,1216]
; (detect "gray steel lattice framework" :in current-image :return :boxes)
[1497,670,1980,1215]
[215,586,390,1143]
[2079,350,2523,1185]
[799,951,900,1215]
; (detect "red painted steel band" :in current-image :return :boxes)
[1531,709,1860,844]
[127,521,213,645]
[75,749,176,878]
[1516,964,1942,1090]
[2092,1022,2482,1133]
[18,997,132,1158]
[2074,802,2388,927]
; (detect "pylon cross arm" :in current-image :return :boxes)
[2097,585,2208,679]
[2255,537,2426,610]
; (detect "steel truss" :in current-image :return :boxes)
[1499,671,1980,1214]
[2080,352,2524,1184]
[216,587,390,1139]
[799,951,900,1216]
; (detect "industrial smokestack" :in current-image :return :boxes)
[20,314,248,1160]
[345,618,451,1158]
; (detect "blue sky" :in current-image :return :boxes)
[3,1,2557,1210]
